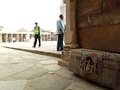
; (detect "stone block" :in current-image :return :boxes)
[78,24,120,53]
[77,0,102,16]
[58,60,69,68]
[69,49,120,90]
[62,49,71,61]
[102,0,120,12]
[78,9,120,28]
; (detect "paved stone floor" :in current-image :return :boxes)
[0,42,110,90]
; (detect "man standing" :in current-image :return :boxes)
[33,22,41,48]
[56,14,64,51]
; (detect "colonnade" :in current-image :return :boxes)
[0,31,57,43]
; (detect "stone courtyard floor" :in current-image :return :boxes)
[0,41,110,90]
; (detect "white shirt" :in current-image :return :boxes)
[56,18,64,34]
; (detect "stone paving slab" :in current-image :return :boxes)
[0,80,28,90]
[39,59,58,65]
[0,41,62,58]
[56,67,76,80]
[44,64,62,73]
[24,86,36,90]
[4,63,47,80]
[28,73,73,90]
[0,46,109,90]
[0,63,34,80]
[64,76,109,90]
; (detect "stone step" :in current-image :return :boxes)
[3,46,61,59]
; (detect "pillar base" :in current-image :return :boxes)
[58,44,79,67]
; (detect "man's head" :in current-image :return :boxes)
[59,14,63,20]
[35,22,38,26]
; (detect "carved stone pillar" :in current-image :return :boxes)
[62,0,79,61]
[64,0,79,48]
[59,0,79,67]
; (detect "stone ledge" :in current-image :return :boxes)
[69,49,120,90]
[3,46,61,59]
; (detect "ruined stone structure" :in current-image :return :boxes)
[59,0,120,89]
[61,0,120,61]
[0,31,57,43]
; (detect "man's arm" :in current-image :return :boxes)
[59,29,64,35]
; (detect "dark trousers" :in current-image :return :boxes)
[57,34,63,51]
[33,34,41,47]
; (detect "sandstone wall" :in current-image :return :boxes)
[77,0,120,52]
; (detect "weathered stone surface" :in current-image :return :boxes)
[78,9,120,28]
[58,60,69,68]
[78,24,120,53]
[69,49,120,90]
[56,67,75,80]
[0,63,34,80]
[77,0,102,16]
[4,63,47,80]
[102,0,120,12]
[44,64,62,73]
[39,59,58,65]
[64,78,108,90]
[62,48,71,61]
[0,80,28,90]
[24,86,36,90]
[0,45,108,90]
[29,74,73,90]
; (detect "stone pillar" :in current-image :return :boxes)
[26,33,30,39]
[21,34,23,42]
[5,34,8,42]
[25,33,30,42]
[61,0,79,62]
[43,34,45,41]
[6,34,8,42]
[0,33,2,43]
[10,34,13,42]
[64,0,79,48]
[14,34,18,42]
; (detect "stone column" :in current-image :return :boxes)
[21,34,24,42]
[0,33,2,43]
[64,0,79,48]
[10,34,13,42]
[43,34,45,41]
[25,33,30,42]
[6,34,8,42]
[62,0,79,62]
[14,34,18,42]
[5,34,8,42]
